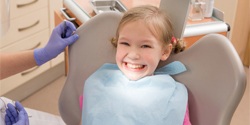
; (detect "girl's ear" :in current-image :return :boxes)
[161,44,172,61]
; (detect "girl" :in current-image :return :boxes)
[82,5,190,125]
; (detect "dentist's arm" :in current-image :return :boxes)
[0,21,79,80]
[0,51,36,80]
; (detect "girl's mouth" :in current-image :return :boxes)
[125,62,145,69]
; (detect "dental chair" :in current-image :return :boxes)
[58,12,246,125]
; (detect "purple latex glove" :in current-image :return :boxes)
[5,101,29,125]
[34,20,79,66]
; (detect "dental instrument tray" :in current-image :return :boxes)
[90,0,127,14]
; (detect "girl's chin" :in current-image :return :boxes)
[124,72,145,81]
[127,76,142,81]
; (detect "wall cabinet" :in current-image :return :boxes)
[0,0,63,97]
[0,30,50,95]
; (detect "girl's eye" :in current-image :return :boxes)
[141,45,151,48]
[119,42,130,46]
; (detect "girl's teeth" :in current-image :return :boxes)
[127,63,143,69]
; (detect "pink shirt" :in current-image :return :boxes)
[183,105,192,125]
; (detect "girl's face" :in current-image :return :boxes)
[116,20,172,81]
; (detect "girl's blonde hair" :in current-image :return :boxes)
[111,5,185,53]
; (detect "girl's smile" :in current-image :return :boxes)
[116,20,171,81]
[124,62,146,71]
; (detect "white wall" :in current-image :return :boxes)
[214,0,238,39]
[214,0,249,62]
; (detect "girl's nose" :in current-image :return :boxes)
[127,49,140,60]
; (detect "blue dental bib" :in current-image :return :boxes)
[82,61,188,125]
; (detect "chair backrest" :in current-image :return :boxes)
[58,12,246,125]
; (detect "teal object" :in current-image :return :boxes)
[82,61,188,125]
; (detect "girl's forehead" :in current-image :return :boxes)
[120,20,155,33]
[118,19,167,44]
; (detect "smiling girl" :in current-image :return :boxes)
[82,5,190,125]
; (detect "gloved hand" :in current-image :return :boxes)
[5,101,29,125]
[34,20,79,66]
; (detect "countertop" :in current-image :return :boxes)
[72,0,215,25]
